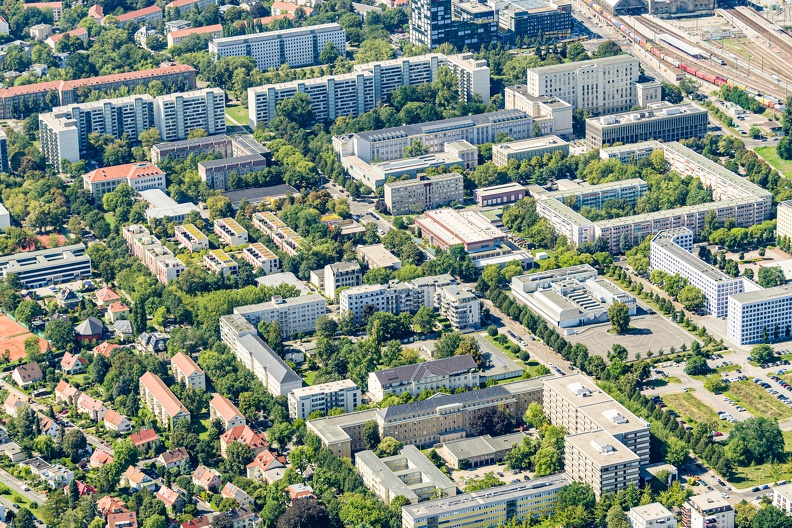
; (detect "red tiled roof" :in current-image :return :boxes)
[108,512,137,528]
[192,465,220,486]
[108,302,129,313]
[95,287,121,303]
[166,0,201,9]
[256,13,293,24]
[48,27,87,43]
[181,516,210,528]
[114,5,161,22]
[104,409,128,428]
[61,352,86,370]
[247,449,286,472]
[210,394,243,423]
[155,485,182,507]
[139,372,189,418]
[90,449,114,466]
[97,496,127,516]
[88,4,103,18]
[130,428,159,447]
[83,162,164,184]
[168,23,221,40]
[221,425,268,451]
[171,352,202,378]
[93,342,121,357]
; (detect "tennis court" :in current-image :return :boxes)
[0,315,47,361]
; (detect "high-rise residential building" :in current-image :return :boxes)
[727,285,792,345]
[287,379,361,420]
[498,0,572,44]
[682,492,734,528]
[340,282,416,324]
[564,430,640,499]
[435,285,480,330]
[0,128,11,174]
[0,244,92,288]
[384,173,464,216]
[209,24,346,71]
[410,0,497,50]
[154,88,225,142]
[525,55,661,115]
[248,53,490,128]
[777,200,792,241]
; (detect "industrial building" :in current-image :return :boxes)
[492,136,569,167]
[384,173,464,216]
[414,208,505,252]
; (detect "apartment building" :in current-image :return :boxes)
[252,211,306,256]
[214,218,248,247]
[209,24,346,71]
[203,249,238,277]
[167,23,222,47]
[287,379,361,420]
[435,285,480,330]
[682,492,734,528]
[778,201,792,241]
[323,261,362,299]
[492,136,569,167]
[525,55,661,115]
[175,224,209,253]
[113,5,163,26]
[541,178,648,209]
[650,228,746,317]
[410,274,457,308]
[233,294,326,338]
[333,110,533,163]
[498,0,572,44]
[773,483,792,514]
[199,154,268,190]
[628,503,677,528]
[414,208,505,252]
[0,244,92,288]
[209,394,246,431]
[248,53,489,127]
[402,474,570,528]
[727,284,792,345]
[242,243,281,275]
[82,162,166,200]
[170,352,206,391]
[356,445,456,505]
[340,282,415,324]
[219,314,257,355]
[139,372,191,429]
[585,102,709,150]
[564,430,641,498]
[368,355,479,402]
[165,0,217,14]
[504,86,574,136]
[384,172,464,216]
[154,88,225,142]
[233,334,302,397]
[151,134,232,163]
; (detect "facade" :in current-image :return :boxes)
[151,134,232,163]
[154,88,226,142]
[233,334,303,397]
[504,86,574,136]
[628,503,677,528]
[402,474,570,528]
[323,261,363,299]
[114,5,163,26]
[773,483,792,514]
[210,394,246,431]
[242,243,281,275]
[564,430,641,499]
[122,227,185,285]
[410,0,497,50]
[356,445,456,505]
[414,208,505,252]
[214,218,248,247]
[0,243,91,288]
[171,352,206,391]
[491,136,569,167]
[435,285,481,330]
[682,493,734,528]
[525,55,662,115]
[727,285,792,345]
[82,162,166,200]
[384,173,464,216]
[209,24,346,71]
[203,249,239,277]
[473,182,526,206]
[287,379,361,420]
[436,432,527,469]
[175,224,209,253]
[139,372,191,428]
[585,102,708,150]
[233,294,326,337]
[167,23,222,47]
[334,110,533,163]
[141,189,200,224]
[779,201,792,242]
[253,211,307,256]
[356,244,402,271]
[199,154,268,191]
[368,355,479,402]
[498,0,572,44]
[249,53,489,128]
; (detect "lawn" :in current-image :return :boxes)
[663,390,732,430]
[756,145,792,178]
[727,430,792,487]
[226,104,249,126]
[725,380,792,420]
[197,418,211,440]
[104,212,116,230]
[303,371,317,386]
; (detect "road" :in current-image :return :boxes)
[0,466,46,505]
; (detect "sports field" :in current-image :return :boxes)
[0,315,47,361]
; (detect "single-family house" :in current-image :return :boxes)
[287,483,316,501]
[90,449,114,468]
[56,288,81,309]
[55,380,81,405]
[192,465,222,492]
[104,410,132,433]
[60,352,87,374]
[222,482,254,508]
[97,496,127,518]
[95,287,121,307]
[12,362,43,386]
[157,447,189,470]
[4,393,27,416]
[130,428,160,452]
[77,393,109,422]
[246,450,287,483]
[92,341,121,357]
[75,317,104,342]
[155,485,185,514]
[67,481,96,497]
[121,465,156,491]
[108,512,138,528]
[39,415,60,438]
[107,302,130,323]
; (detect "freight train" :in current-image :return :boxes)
[585,1,786,111]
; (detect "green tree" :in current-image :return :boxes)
[703,374,728,393]
[319,41,341,64]
[14,299,43,327]
[533,446,560,477]
[375,437,403,457]
[276,93,315,128]
[778,135,792,160]
[13,508,37,528]
[224,441,254,476]
[45,318,74,351]
[678,285,705,312]
[684,356,709,375]
[758,266,786,288]
[187,128,207,139]
[131,299,147,335]
[751,504,792,528]
[523,402,548,429]
[62,428,87,462]
[138,128,162,148]
[557,482,596,511]
[143,515,167,528]
[412,306,437,334]
[363,420,380,450]
[664,437,689,467]
[463,472,504,492]
[608,302,630,334]
[606,504,630,528]
[752,344,777,364]
[267,422,294,451]
[729,416,785,464]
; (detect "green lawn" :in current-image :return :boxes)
[104,212,116,230]
[663,390,732,431]
[728,430,792,487]
[226,105,249,126]
[197,418,211,440]
[756,145,792,178]
[725,380,792,420]
[303,371,317,386]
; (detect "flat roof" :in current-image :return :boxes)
[307,409,378,443]
[600,140,662,156]
[356,244,401,267]
[543,373,614,407]
[417,209,504,246]
[494,136,568,154]
[629,503,674,522]
[688,491,731,512]
[565,430,640,467]
[210,22,343,46]
[729,283,792,305]
[290,379,357,398]
[475,182,526,196]
[652,232,737,283]
[222,184,298,207]
[590,103,707,128]
[528,54,637,75]
[385,172,462,189]
[594,195,765,228]
[355,445,454,501]
[545,178,647,201]
[537,197,592,227]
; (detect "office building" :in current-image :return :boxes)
[474,182,526,206]
[333,110,533,163]
[384,173,464,216]
[0,129,8,175]
[356,244,402,271]
[402,474,570,528]
[203,249,238,277]
[498,0,572,44]
[436,432,527,469]
[650,228,746,317]
[321,261,362,299]
[139,372,190,429]
[682,492,734,528]
[414,208,505,252]
[773,483,792,514]
[249,53,489,128]
[175,224,209,253]
[151,134,232,163]
[525,55,662,115]
[233,333,303,397]
[543,374,650,465]
[82,162,166,200]
[233,294,326,338]
[492,136,569,167]
[356,445,456,505]
[287,379,361,420]
[167,23,222,47]
[242,243,281,275]
[209,24,346,71]
[564,430,640,499]
[154,88,225,142]
[368,355,479,402]
[435,285,480,330]
[140,189,200,224]
[199,154,268,191]
[628,503,677,528]
[585,102,708,150]
[778,201,792,241]
[214,218,248,247]
[252,211,306,256]
[0,244,91,288]
[727,285,792,345]
[504,86,574,136]
[410,0,497,50]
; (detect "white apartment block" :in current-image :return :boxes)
[564,430,641,499]
[252,211,306,256]
[82,162,166,200]
[384,172,464,216]
[628,503,676,528]
[170,352,206,391]
[233,294,326,337]
[214,218,248,247]
[175,224,209,252]
[333,110,534,164]
[210,23,346,71]
[773,483,792,514]
[157,257,186,285]
[435,285,480,330]
[340,282,416,324]
[727,284,792,345]
[204,249,238,277]
[650,228,745,317]
[0,244,92,289]
[154,88,225,142]
[324,261,363,299]
[242,243,281,275]
[368,354,480,403]
[525,55,661,115]
[233,333,302,397]
[248,53,489,127]
[776,200,792,241]
[219,314,257,354]
[287,379,361,420]
[41,111,79,169]
[683,493,734,528]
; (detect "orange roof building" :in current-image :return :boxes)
[270,1,313,15]
[88,4,103,20]
[167,24,222,47]
[92,342,121,357]
[220,425,268,458]
[95,287,121,306]
[171,352,205,391]
[209,394,246,431]
[82,162,166,201]
[46,27,87,49]
[97,496,127,518]
[110,5,163,26]
[139,372,191,428]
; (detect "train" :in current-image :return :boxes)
[585,1,785,111]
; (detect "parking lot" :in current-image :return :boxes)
[451,463,533,488]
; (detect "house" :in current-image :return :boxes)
[67,480,96,497]
[90,449,114,468]
[222,482,254,508]
[12,362,43,386]
[4,393,27,416]
[104,410,132,434]
[157,447,190,470]
[108,512,138,528]
[224,505,261,528]
[113,320,134,339]
[192,465,222,492]
[138,332,169,358]
[55,380,81,405]
[56,287,80,309]
[60,352,87,374]
[220,425,268,458]
[171,352,206,390]
[156,485,185,513]
[210,394,246,431]
[107,302,130,323]
[130,428,160,452]
[181,516,210,528]
[95,287,121,306]
[39,415,60,438]
[77,393,108,421]
[88,4,103,20]
[75,317,104,342]
[121,465,156,491]
[26,458,74,488]
[92,342,121,357]
[246,450,287,483]
[287,483,316,501]
[4,442,24,462]
[97,496,127,518]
